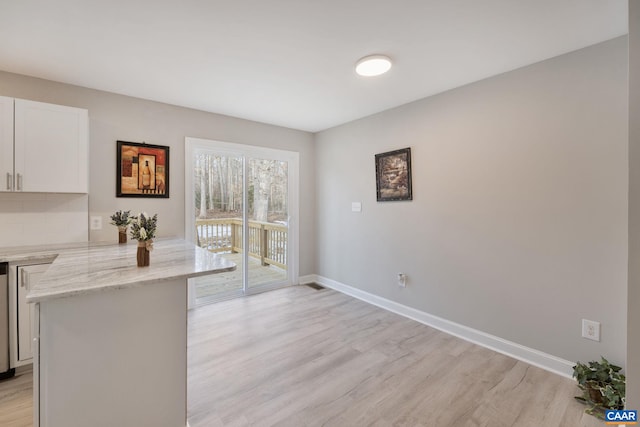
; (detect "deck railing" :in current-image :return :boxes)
[195,218,287,269]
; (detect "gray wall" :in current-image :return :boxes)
[0,71,316,276]
[315,37,628,366]
[0,33,629,375]
[628,0,640,409]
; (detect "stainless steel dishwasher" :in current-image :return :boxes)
[0,262,15,379]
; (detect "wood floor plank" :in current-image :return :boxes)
[0,368,33,427]
[0,285,605,427]
[187,286,603,427]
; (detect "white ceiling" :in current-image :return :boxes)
[0,0,628,133]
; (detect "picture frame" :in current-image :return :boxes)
[116,140,169,198]
[375,147,412,202]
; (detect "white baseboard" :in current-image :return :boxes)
[298,274,317,285]
[311,274,575,379]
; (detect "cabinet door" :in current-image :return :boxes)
[17,264,50,362]
[33,303,40,427]
[14,99,88,193]
[0,96,13,192]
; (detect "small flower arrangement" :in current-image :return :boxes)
[130,212,158,242]
[111,210,134,243]
[110,210,133,228]
[131,213,157,266]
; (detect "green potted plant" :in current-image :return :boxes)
[130,212,157,267]
[572,357,625,419]
[110,210,134,244]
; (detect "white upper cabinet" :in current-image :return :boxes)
[1,97,89,193]
[14,99,88,193]
[0,96,14,192]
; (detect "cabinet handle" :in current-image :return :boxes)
[16,173,22,191]
[6,173,11,190]
[20,269,26,288]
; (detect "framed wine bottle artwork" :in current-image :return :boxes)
[116,141,170,198]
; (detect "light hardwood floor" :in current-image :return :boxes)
[1,285,602,426]
[187,286,601,427]
[0,367,33,427]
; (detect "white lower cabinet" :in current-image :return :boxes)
[7,261,51,427]
[17,264,49,362]
[8,261,52,368]
[34,302,40,427]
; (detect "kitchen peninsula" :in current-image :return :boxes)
[24,239,236,427]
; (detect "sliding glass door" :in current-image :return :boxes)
[246,157,290,290]
[192,151,244,300]
[185,138,298,306]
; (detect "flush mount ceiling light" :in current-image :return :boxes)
[355,55,392,77]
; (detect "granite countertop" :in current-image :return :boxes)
[0,241,97,264]
[2,238,237,303]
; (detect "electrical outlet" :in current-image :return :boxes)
[582,319,600,342]
[90,216,103,230]
[397,273,407,288]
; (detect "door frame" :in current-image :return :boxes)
[184,137,299,307]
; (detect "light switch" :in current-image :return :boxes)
[351,202,362,212]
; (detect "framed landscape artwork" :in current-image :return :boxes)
[116,140,170,198]
[375,147,412,202]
